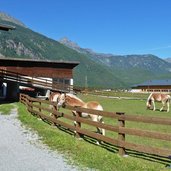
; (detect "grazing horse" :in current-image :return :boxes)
[57,93,105,138]
[49,91,61,117]
[146,93,171,112]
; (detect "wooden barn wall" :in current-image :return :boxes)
[0,67,73,78]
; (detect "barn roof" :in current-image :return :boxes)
[0,57,79,69]
[132,79,171,88]
[0,23,16,31]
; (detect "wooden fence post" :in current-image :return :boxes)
[29,98,33,114]
[75,112,82,138]
[39,101,41,113]
[117,112,126,156]
[38,101,43,120]
[21,94,23,103]
[19,94,22,102]
[167,156,171,168]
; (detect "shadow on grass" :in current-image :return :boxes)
[29,112,171,168]
[148,108,168,112]
[127,150,171,166]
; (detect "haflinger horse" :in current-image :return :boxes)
[146,93,171,112]
[48,91,61,117]
[57,93,105,143]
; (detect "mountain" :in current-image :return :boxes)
[0,12,125,89]
[165,57,171,63]
[59,37,171,85]
[0,12,26,28]
[1,12,171,89]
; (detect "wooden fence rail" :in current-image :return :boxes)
[0,69,74,92]
[20,93,171,158]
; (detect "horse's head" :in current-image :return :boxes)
[57,93,66,108]
[146,99,152,109]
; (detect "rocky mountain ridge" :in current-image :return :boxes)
[1,12,171,88]
[59,37,171,73]
[0,12,26,27]
[165,57,171,63]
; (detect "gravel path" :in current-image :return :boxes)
[0,107,79,171]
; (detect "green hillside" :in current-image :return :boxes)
[1,13,171,89]
[0,19,125,89]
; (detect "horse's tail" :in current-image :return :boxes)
[147,93,153,101]
[146,93,153,106]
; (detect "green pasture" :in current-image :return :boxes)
[1,93,171,171]
[78,94,171,149]
[87,90,149,99]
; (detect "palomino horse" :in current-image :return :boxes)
[57,93,105,138]
[146,93,171,112]
[48,91,61,117]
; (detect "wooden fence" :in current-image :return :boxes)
[20,93,171,159]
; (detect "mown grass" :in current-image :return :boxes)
[15,93,171,171]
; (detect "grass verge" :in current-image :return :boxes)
[0,103,16,115]
[16,98,171,171]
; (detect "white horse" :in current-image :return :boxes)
[146,93,171,112]
[57,93,105,137]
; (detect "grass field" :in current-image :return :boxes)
[86,90,149,99]
[78,93,171,149]
[1,93,171,171]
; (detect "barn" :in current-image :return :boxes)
[0,24,79,101]
[0,58,79,101]
[132,79,171,93]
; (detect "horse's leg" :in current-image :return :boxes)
[160,101,165,111]
[167,101,170,112]
[49,104,53,116]
[100,118,105,136]
[91,116,100,133]
[152,100,156,111]
[49,105,57,126]
[72,111,82,137]
[72,111,77,127]
[89,116,100,144]
[91,115,105,145]
[96,115,105,136]
[53,105,58,119]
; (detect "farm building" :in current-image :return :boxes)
[0,25,79,100]
[132,79,171,92]
[0,58,79,100]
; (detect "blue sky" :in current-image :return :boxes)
[1,0,171,58]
